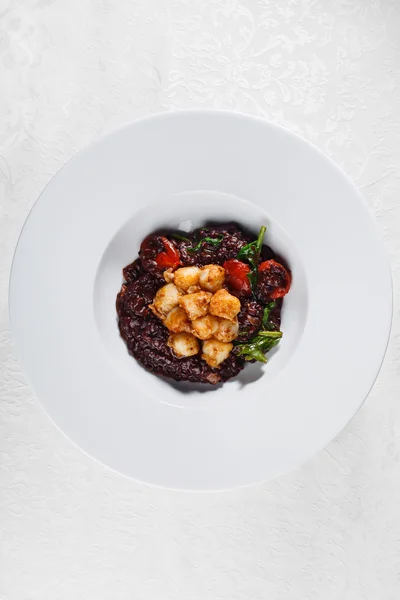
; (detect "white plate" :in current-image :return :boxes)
[9,111,392,490]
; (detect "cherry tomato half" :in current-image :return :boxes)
[139,235,181,273]
[258,259,291,300]
[155,237,181,270]
[223,259,252,297]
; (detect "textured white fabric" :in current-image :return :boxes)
[1,1,400,598]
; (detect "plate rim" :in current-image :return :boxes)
[8,109,393,491]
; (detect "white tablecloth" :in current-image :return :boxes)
[1,1,400,598]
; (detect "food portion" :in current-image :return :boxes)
[149,268,240,368]
[116,224,291,384]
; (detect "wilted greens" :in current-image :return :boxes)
[236,225,266,291]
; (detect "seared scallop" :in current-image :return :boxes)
[199,264,225,292]
[173,266,201,292]
[214,317,239,343]
[150,283,182,318]
[163,268,175,283]
[179,291,212,321]
[168,332,200,358]
[209,289,241,321]
[191,314,219,341]
[202,339,233,368]
[164,307,191,333]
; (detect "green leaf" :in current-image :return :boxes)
[236,225,266,292]
[258,330,282,339]
[235,332,282,362]
[262,301,276,328]
[187,234,224,253]
[235,235,283,363]
[237,225,266,263]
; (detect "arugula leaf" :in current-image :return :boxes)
[236,303,281,363]
[235,226,283,363]
[171,232,224,252]
[262,301,277,329]
[235,331,282,363]
[257,330,282,339]
[236,225,266,292]
[237,225,266,265]
[187,234,224,253]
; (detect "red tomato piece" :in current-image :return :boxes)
[223,259,252,296]
[258,260,291,299]
[155,237,181,270]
